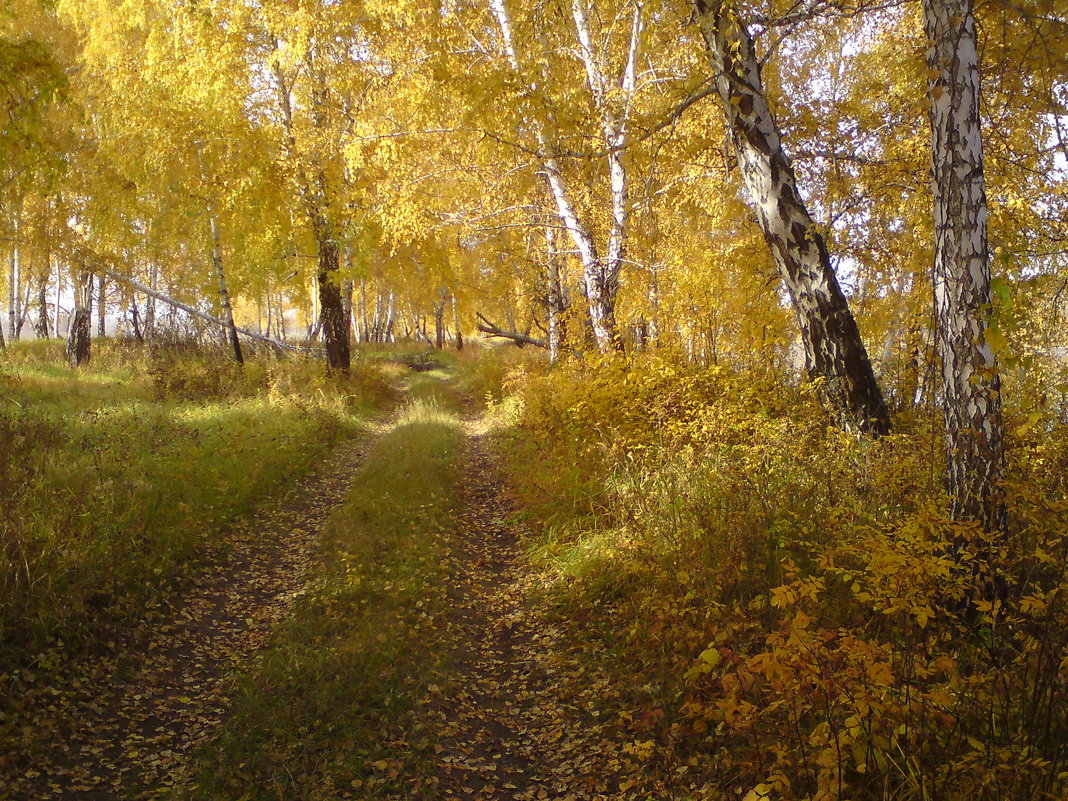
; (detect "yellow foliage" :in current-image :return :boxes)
[501,352,1068,801]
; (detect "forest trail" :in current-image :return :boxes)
[4,383,662,801]
[0,432,377,800]
[422,427,645,801]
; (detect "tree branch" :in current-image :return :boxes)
[476,312,548,349]
[101,269,309,354]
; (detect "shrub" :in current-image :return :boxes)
[498,351,1068,801]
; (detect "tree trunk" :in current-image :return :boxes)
[342,247,355,343]
[343,278,354,343]
[545,223,569,365]
[369,291,381,343]
[385,291,396,343]
[208,213,244,364]
[15,278,28,338]
[434,286,448,350]
[360,280,371,344]
[66,267,92,367]
[35,275,50,339]
[647,266,661,348]
[570,0,640,352]
[100,269,298,352]
[452,295,464,351]
[52,253,61,338]
[476,313,548,349]
[96,273,107,336]
[130,302,143,342]
[7,211,19,342]
[313,236,350,370]
[271,48,350,371]
[694,0,890,437]
[488,0,623,353]
[925,0,1005,531]
[145,262,158,339]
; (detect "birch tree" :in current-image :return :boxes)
[692,0,891,436]
[485,0,648,353]
[65,264,91,366]
[924,0,1005,530]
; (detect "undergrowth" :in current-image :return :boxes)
[493,350,1068,801]
[0,340,393,667]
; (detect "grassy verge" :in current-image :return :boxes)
[182,394,465,801]
[0,340,392,665]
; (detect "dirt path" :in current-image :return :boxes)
[426,429,645,801]
[0,434,375,801]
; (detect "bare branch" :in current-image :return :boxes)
[476,312,548,349]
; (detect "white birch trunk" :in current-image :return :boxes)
[571,1,642,348]
[924,0,1005,529]
[488,0,623,352]
[8,216,19,342]
[66,266,92,367]
[694,0,890,436]
[545,222,569,365]
[52,251,61,338]
[208,212,244,364]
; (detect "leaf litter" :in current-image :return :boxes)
[420,429,671,801]
[3,408,689,801]
[0,434,374,800]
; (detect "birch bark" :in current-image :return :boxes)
[487,0,638,352]
[96,274,106,337]
[7,210,19,342]
[271,46,350,371]
[544,222,569,365]
[924,0,1005,529]
[694,0,890,436]
[66,267,92,367]
[208,211,244,364]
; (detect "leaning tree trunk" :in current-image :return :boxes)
[66,267,92,367]
[925,0,1005,531]
[208,213,244,364]
[100,269,298,352]
[694,0,890,437]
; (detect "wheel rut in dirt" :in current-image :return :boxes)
[427,429,637,801]
[0,433,375,800]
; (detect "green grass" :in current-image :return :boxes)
[0,341,392,664]
[182,398,466,801]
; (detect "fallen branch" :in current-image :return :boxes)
[101,269,310,354]
[476,312,547,349]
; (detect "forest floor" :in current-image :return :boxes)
[0,432,378,799]
[2,371,678,801]
[419,428,646,801]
